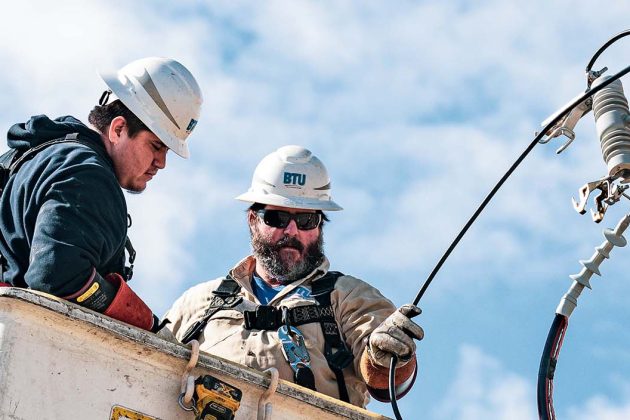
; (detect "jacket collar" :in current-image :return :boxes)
[229,255,331,304]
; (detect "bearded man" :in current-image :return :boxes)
[164,145,423,407]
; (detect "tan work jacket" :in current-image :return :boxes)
[164,256,396,407]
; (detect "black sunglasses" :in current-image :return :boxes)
[256,209,322,230]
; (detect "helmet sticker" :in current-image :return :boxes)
[283,172,306,188]
[186,119,198,133]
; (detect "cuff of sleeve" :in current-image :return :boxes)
[360,348,418,402]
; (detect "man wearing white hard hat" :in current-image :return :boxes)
[0,57,202,332]
[165,146,423,407]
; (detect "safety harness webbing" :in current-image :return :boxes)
[180,276,243,344]
[311,272,353,403]
[180,271,353,402]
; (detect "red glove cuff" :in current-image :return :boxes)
[102,273,154,331]
[360,348,418,402]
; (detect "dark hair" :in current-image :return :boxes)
[248,203,329,225]
[88,99,150,138]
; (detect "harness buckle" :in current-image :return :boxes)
[277,325,311,373]
[244,305,281,330]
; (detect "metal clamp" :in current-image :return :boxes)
[572,176,629,223]
[539,91,592,154]
[277,325,311,373]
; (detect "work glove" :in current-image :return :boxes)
[368,304,423,368]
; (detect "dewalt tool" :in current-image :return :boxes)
[192,375,242,420]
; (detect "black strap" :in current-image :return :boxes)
[181,275,242,344]
[294,365,317,391]
[244,303,331,330]
[123,237,136,281]
[213,275,241,297]
[8,133,91,176]
[311,271,353,403]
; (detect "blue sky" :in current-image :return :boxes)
[3,1,630,418]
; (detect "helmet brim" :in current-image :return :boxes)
[235,191,343,211]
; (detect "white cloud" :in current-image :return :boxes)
[432,344,535,420]
[567,396,630,420]
[430,345,630,420]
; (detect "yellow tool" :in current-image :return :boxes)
[193,375,242,420]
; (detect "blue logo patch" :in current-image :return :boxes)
[186,119,198,133]
[289,286,312,300]
[283,172,306,187]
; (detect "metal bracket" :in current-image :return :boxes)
[539,97,592,154]
[572,176,629,223]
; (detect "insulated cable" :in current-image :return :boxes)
[585,29,630,73]
[389,355,402,420]
[388,62,630,420]
[413,64,630,307]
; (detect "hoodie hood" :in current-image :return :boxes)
[7,115,103,152]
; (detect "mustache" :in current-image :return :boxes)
[274,236,305,252]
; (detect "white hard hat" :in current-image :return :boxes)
[99,57,203,159]
[236,145,343,211]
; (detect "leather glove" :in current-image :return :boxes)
[368,304,423,368]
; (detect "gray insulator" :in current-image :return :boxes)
[556,213,630,317]
[595,243,611,258]
[603,228,627,247]
[580,259,602,276]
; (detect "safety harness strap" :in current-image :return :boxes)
[181,275,242,344]
[310,271,353,403]
[243,302,333,330]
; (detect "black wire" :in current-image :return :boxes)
[537,314,568,420]
[390,33,630,420]
[412,63,630,307]
[389,355,402,420]
[586,30,630,73]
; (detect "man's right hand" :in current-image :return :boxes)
[367,304,424,367]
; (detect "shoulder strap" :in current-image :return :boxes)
[311,271,353,403]
[213,275,241,297]
[180,274,242,344]
[8,133,95,177]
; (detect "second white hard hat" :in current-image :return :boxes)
[99,57,203,159]
[236,145,343,211]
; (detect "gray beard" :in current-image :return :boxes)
[251,227,325,285]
